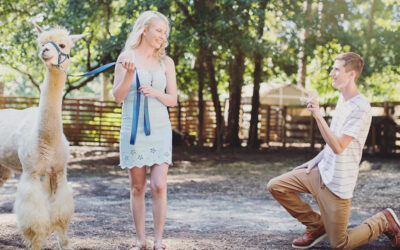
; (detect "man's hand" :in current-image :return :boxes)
[294,160,317,174]
[306,98,323,120]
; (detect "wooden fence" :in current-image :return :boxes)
[0,96,399,153]
[0,96,121,146]
[169,100,221,144]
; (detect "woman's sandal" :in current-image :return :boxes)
[130,241,147,250]
[153,243,166,250]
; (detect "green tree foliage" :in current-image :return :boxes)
[362,65,400,102]
[0,0,45,96]
[1,0,399,149]
[1,0,398,101]
[307,40,351,104]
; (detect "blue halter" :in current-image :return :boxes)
[45,41,122,77]
[46,41,70,65]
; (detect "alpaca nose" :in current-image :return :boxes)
[41,47,52,59]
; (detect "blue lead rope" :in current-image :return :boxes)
[66,61,151,144]
[130,68,151,145]
[67,62,122,77]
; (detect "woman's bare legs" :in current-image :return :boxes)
[128,167,147,247]
[150,163,169,248]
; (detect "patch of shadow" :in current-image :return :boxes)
[73,180,130,202]
[0,201,14,213]
[67,158,121,177]
[0,239,24,248]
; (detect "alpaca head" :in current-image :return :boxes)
[34,23,88,73]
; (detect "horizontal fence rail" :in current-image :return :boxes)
[0,96,399,153]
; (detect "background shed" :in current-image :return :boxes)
[241,82,318,106]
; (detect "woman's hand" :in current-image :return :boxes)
[139,85,161,97]
[121,59,135,72]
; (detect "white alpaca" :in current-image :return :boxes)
[0,24,87,250]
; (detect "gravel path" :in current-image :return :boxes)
[0,146,399,249]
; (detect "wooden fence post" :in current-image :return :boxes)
[282,106,287,148]
[28,97,33,108]
[99,102,103,146]
[266,105,270,146]
[0,97,4,109]
[75,100,80,146]
[310,115,315,149]
[384,101,389,117]
[177,100,182,132]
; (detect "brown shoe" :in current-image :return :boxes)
[382,208,400,247]
[292,229,327,249]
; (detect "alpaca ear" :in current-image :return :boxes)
[69,33,89,43]
[33,22,44,34]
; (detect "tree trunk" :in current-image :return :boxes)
[365,0,377,69]
[176,0,221,149]
[100,73,110,101]
[205,49,223,152]
[248,0,268,149]
[297,0,312,87]
[195,48,206,146]
[226,50,245,147]
[0,81,4,96]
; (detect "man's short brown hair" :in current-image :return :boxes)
[334,52,364,81]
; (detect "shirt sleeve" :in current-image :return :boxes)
[342,107,369,138]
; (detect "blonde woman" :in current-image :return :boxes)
[112,11,177,250]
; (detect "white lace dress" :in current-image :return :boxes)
[119,52,172,168]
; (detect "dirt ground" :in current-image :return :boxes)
[0,146,399,250]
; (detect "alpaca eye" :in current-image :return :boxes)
[59,44,65,49]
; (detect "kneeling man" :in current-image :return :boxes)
[268,52,400,249]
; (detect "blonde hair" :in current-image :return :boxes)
[124,11,170,59]
[335,52,364,81]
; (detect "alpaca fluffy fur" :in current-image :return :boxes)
[0,25,87,250]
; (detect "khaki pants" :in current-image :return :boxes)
[267,167,388,249]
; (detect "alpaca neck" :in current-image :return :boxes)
[37,68,66,144]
